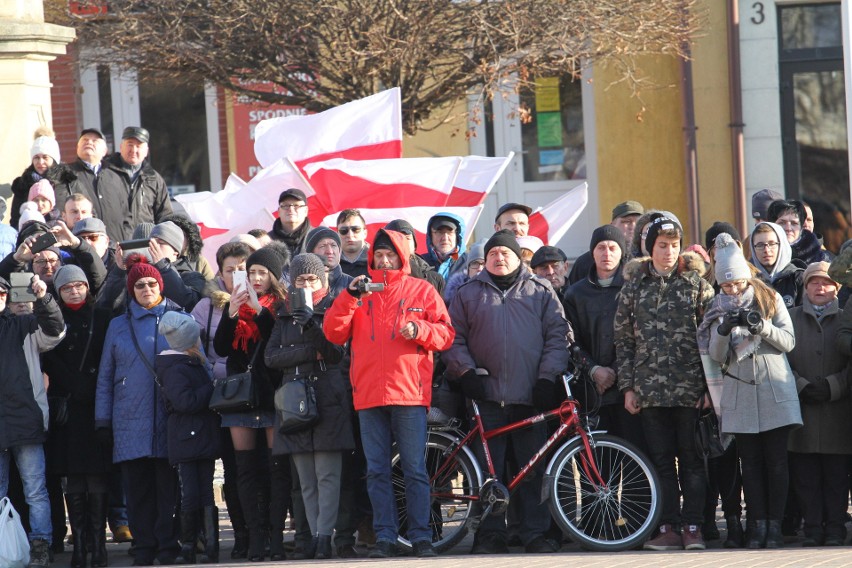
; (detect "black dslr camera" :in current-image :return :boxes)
[732,309,762,327]
[356,278,385,293]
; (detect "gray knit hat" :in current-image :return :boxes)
[306,227,341,254]
[132,222,155,240]
[53,265,88,293]
[289,253,327,286]
[150,221,185,253]
[714,233,751,284]
[158,311,200,352]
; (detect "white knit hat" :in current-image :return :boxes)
[30,136,60,164]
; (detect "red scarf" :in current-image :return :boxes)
[232,293,277,352]
[311,287,329,307]
[65,301,86,311]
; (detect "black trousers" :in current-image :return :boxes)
[735,427,790,521]
[121,457,179,562]
[704,440,743,519]
[790,452,850,538]
[177,459,215,512]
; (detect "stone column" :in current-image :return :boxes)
[0,1,75,223]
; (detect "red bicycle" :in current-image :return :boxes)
[392,371,661,553]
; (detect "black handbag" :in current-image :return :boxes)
[275,371,319,434]
[48,394,71,427]
[209,344,261,414]
[694,408,726,476]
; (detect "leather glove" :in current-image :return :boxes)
[801,378,831,403]
[459,369,488,401]
[292,306,314,327]
[716,312,740,336]
[95,427,113,449]
[532,379,560,411]
[747,318,764,336]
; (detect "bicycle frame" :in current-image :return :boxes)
[430,372,607,502]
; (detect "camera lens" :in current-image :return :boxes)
[745,311,761,327]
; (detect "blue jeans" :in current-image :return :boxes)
[0,445,52,542]
[358,406,430,544]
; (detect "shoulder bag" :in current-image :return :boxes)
[275,365,319,434]
[209,343,261,414]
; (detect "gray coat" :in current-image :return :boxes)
[444,270,571,406]
[709,292,802,434]
[787,299,852,454]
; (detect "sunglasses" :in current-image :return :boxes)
[338,226,363,236]
[134,281,159,290]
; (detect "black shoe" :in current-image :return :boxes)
[703,520,720,541]
[524,536,559,553]
[471,534,509,554]
[824,536,845,546]
[369,540,398,558]
[723,516,744,549]
[412,540,437,558]
[336,544,359,558]
[315,535,333,560]
[231,530,248,559]
[765,520,783,549]
[746,520,767,549]
[28,539,51,568]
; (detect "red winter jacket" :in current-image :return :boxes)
[324,229,455,411]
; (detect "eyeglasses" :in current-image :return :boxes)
[337,226,363,236]
[133,281,159,290]
[468,261,484,270]
[777,220,801,228]
[294,276,320,286]
[720,280,748,293]
[753,242,779,251]
[33,258,60,267]
[60,282,87,293]
[78,234,102,242]
[279,203,306,211]
[0,290,7,297]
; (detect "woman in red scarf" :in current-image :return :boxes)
[213,248,288,561]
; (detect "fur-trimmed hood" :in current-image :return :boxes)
[622,250,707,282]
[164,214,204,260]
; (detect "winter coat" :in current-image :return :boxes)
[615,257,715,408]
[327,265,354,298]
[445,268,571,406]
[10,163,76,229]
[708,292,802,434]
[324,229,455,411]
[156,352,220,465]
[190,280,230,380]
[566,250,595,287]
[750,222,803,308]
[213,300,281,411]
[790,230,833,266]
[95,298,183,463]
[340,245,369,279]
[43,303,114,475]
[0,295,65,450]
[265,293,354,455]
[270,218,312,260]
[409,253,445,295]
[419,212,467,281]
[563,264,624,406]
[787,299,852,454]
[154,256,207,311]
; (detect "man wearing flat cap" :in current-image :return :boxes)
[270,188,312,259]
[493,203,532,237]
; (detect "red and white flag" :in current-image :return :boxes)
[321,205,483,256]
[303,157,462,213]
[528,183,589,245]
[196,208,276,268]
[253,88,403,169]
[446,154,514,206]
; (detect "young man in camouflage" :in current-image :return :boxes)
[614,216,715,551]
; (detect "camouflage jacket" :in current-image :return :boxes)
[615,258,715,408]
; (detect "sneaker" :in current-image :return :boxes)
[643,524,683,551]
[524,536,560,553]
[356,518,377,547]
[412,540,438,558]
[28,539,50,568]
[336,544,360,558]
[113,525,134,543]
[682,524,706,550]
[368,540,397,559]
[471,534,509,554]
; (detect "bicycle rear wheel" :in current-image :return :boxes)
[392,432,481,554]
[547,434,661,552]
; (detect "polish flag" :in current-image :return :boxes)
[197,208,276,268]
[303,157,462,213]
[253,88,403,169]
[446,154,514,206]
[321,205,483,256]
[528,183,589,245]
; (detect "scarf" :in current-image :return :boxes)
[140,296,164,311]
[697,286,762,362]
[490,266,521,291]
[312,287,329,307]
[65,301,86,311]
[232,293,277,352]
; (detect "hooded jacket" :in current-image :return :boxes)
[420,212,467,281]
[324,229,455,411]
[750,222,803,308]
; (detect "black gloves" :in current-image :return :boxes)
[459,369,488,401]
[292,306,314,327]
[716,312,740,336]
[96,427,113,449]
[747,319,763,335]
[800,378,831,403]
[532,379,560,411]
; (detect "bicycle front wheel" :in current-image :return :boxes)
[547,434,661,552]
[393,432,481,554]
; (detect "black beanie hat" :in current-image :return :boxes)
[246,247,286,280]
[289,253,328,286]
[705,221,741,250]
[484,229,522,260]
[373,231,395,252]
[385,219,417,250]
[306,227,341,254]
[644,216,682,253]
[589,225,626,255]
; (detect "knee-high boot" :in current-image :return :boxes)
[175,509,198,564]
[65,493,87,568]
[88,492,109,568]
[201,506,219,564]
[268,451,290,561]
[234,450,264,562]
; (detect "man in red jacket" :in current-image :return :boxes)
[324,229,454,559]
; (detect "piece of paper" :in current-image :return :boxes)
[537,112,563,147]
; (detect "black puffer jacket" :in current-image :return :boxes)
[265,293,354,455]
[10,163,76,228]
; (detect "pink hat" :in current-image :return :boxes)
[27,179,55,208]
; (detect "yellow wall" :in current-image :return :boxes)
[403,99,469,158]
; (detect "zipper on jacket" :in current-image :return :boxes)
[391,299,405,340]
[367,300,375,341]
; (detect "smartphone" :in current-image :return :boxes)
[118,238,151,251]
[232,270,247,293]
[30,231,58,254]
[290,287,312,311]
[9,272,36,303]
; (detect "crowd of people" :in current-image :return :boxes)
[1,125,852,567]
